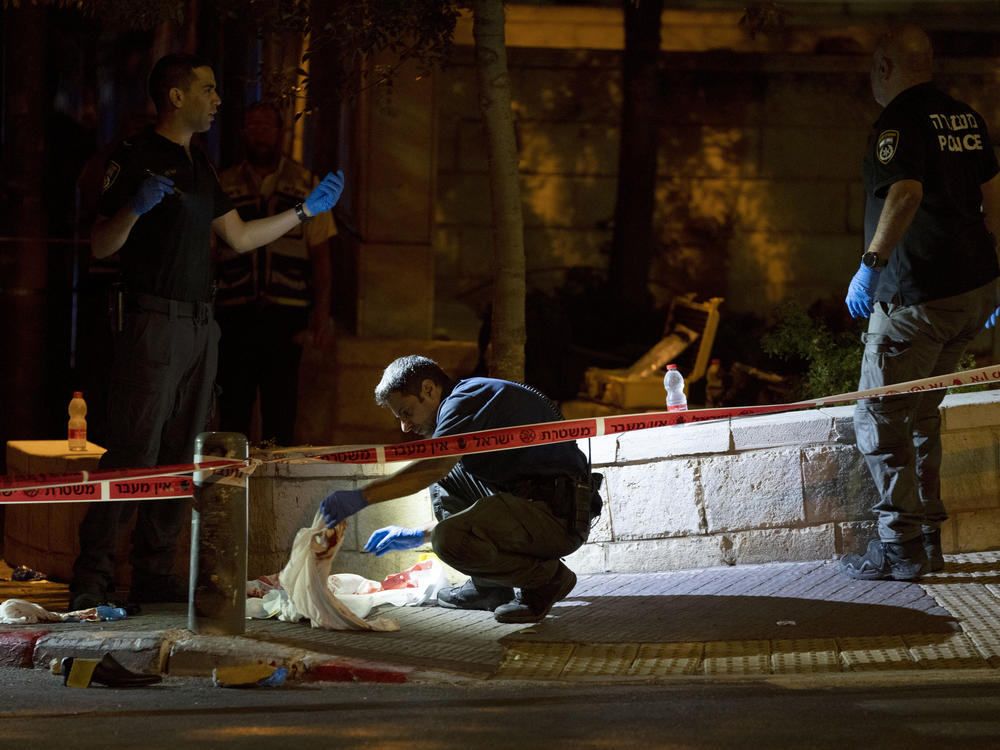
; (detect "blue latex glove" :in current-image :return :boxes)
[845,263,882,319]
[319,488,368,528]
[987,306,1000,329]
[363,526,424,556]
[304,169,345,216]
[131,173,175,215]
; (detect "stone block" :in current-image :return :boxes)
[802,445,879,524]
[701,450,805,532]
[760,126,863,180]
[167,636,307,678]
[579,433,617,467]
[605,535,738,572]
[732,410,834,451]
[955,508,1000,553]
[762,71,875,128]
[356,242,434,339]
[436,172,491,225]
[658,125,759,179]
[729,524,837,565]
[836,520,877,555]
[525,227,609,272]
[517,121,620,176]
[736,180,848,233]
[616,420,731,462]
[521,174,618,229]
[34,630,177,675]
[942,389,1000,430]
[606,460,703,540]
[830,409,858,444]
[565,541,608,575]
[941,430,1000,511]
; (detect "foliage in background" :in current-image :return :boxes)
[761,300,864,400]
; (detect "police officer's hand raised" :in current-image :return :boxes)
[304,169,345,217]
[319,488,368,529]
[131,173,175,215]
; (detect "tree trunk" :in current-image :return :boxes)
[471,0,525,383]
[608,0,663,309]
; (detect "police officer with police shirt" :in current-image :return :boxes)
[840,26,1000,583]
[69,53,344,610]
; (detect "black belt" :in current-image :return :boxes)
[127,292,213,324]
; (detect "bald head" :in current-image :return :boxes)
[871,25,934,107]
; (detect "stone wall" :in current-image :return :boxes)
[248,389,1000,584]
[433,15,1000,334]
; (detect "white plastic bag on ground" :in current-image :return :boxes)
[277,512,398,631]
[327,558,450,620]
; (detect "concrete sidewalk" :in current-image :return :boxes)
[1,552,999,684]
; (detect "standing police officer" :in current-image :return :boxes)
[69,53,344,610]
[840,26,1000,582]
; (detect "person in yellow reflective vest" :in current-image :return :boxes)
[214,102,337,445]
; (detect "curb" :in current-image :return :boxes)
[1,627,414,684]
[0,628,52,668]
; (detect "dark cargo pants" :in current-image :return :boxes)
[854,279,996,543]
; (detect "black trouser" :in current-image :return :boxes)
[429,464,586,590]
[72,296,217,595]
[215,303,306,446]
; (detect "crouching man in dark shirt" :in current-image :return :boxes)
[317,355,603,624]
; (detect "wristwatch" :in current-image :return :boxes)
[294,202,313,224]
[861,251,888,269]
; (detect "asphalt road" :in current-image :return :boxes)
[3,667,1000,749]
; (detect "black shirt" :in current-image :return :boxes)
[863,82,1000,305]
[433,378,588,488]
[99,127,233,302]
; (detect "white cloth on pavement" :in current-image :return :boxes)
[276,512,399,631]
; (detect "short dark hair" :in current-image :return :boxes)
[375,356,450,406]
[148,53,212,113]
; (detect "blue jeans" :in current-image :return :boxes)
[854,279,997,543]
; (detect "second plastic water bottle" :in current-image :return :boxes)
[663,364,687,412]
[68,391,87,451]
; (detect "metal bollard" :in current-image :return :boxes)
[189,432,248,635]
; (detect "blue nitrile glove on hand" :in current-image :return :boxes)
[987,306,999,329]
[845,263,882,319]
[131,173,175,215]
[304,169,345,216]
[363,526,425,556]
[319,488,368,529]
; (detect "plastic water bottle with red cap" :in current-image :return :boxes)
[663,364,687,412]
[68,391,87,451]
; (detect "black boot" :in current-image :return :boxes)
[923,529,944,572]
[839,538,927,581]
[437,579,515,611]
[494,563,577,624]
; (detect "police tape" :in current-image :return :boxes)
[1,363,998,505]
[0,460,245,503]
[269,362,1000,465]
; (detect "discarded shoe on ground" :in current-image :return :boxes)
[60,653,162,688]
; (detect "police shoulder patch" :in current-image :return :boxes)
[876,130,899,164]
[102,161,121,194]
